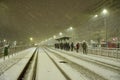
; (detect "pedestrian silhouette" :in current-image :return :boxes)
[71,42,74,51]
[76,43,80,53]
[82,41,87,54]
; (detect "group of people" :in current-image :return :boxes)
[74,41,87,54]
[55,42,71,51]
[54,41,88,54]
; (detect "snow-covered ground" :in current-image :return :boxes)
[44,48,89,80]
[0,47,36,80]
[36,48,66,80]
[44,47,120,80]
[52,48,120,67]
[0,47,120,80]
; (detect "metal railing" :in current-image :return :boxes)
[88,47,120,59]
[0,45,32,59]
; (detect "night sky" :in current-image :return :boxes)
[0,0,101,42]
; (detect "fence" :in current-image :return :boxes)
[88,48,120,59]
[0,45,31,59]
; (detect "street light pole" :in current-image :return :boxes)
[67,27,74,42]
[29,37,33,46]
[104,17,107,47]
[70,27,74,42]
[102,9,108,47]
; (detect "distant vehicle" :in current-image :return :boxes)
[101,41,119,48]
[107,42,117,48]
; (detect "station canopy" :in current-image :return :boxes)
[56,37,71,41]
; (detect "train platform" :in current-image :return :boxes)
[0,47,36,80]
[45,47,120,80]
[0,47,120,80]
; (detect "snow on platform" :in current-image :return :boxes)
[66,50,119,67]
[48,48,120,80]
[44,49,88,80]
[52,48,120,68]
[0,47,36,80]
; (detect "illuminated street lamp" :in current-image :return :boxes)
[94,14,98,18]
[67,26,73,31]
[102,9,108,47]
[102,9,108,15]
[53,35,56,39]
[69,27,73,30]
[30,37,33,41]
[3,39,6,42]
[67,26,74,41]
[59,32,63,36]
[88,15,98,43]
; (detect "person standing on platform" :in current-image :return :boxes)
[71,42,74,51]
[76,42,80,53]
[4,43,9,60]
[82,41,87,54]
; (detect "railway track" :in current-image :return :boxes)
[17,48,38,80]
[47,48,120,80]
[1,47,119,80]
[50,48,120,74]
[44,48,107,80]
[44,49,72,80]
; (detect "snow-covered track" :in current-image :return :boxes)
[17,48,38,80]
[44,49,72,80]
[51,48,120,74]
[45,48,107,80]
[46,47,120,80]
